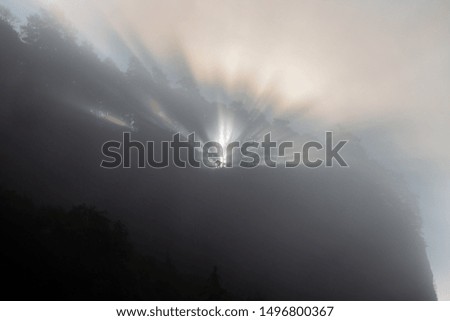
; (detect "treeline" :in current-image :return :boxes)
[0,188,230,300]
[0,5,437,301]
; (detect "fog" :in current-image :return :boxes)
[0,0,448,299]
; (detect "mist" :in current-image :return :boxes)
[0,0,448,299]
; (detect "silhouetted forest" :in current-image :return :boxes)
[0,188,230,300]
[0,6,437,300]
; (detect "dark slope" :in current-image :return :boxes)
[0,11,436,300]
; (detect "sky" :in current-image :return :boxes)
[2,0,449,299]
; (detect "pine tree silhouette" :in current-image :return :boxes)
[202,266,228,300]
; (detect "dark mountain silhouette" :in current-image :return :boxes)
[0,7,436,300]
